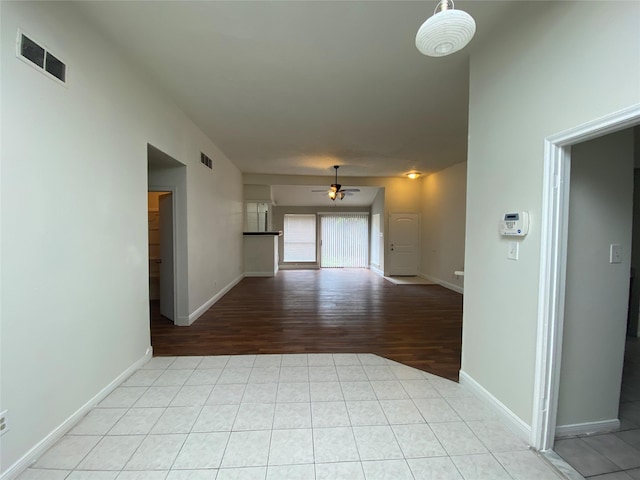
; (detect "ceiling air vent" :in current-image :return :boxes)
[201,152,213,170]
[17,30,66,84]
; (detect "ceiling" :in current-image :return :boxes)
[76,1,522,181]
[271,185,381,207]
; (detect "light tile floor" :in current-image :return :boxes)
[554,338,640,480]
[18,353,565,480]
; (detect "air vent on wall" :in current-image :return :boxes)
[200,152,213,169]
[16,30,66,84]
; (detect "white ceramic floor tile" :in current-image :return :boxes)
[221,431,271,468]
[399,380,441,399]
[281,354,308,366]
[242,383,277,403]
[33,435,101,469]
[357,354,387,366]
[279,367,309,383]
[226,355,256,368]
[117,472,170,480]
[268,429,314,465]
[391,423,447,458]
[170,385,214,406]
[332,354,361,366]
[446,396,497,421]
[124,433,186,470]
[265,464,314,480]
[206,384,246,405]
[428,378,473,398]
[169,356,203,370]
[198,356,230,369]
[370,381,409,400]
[307,354,335,366]
[153,369,194,387]
[340,381,377,401]
[616,429,640,449]
[253,354,282,368]
[467,420,528,453]
[315,461,365,480]
[276,383,310,403]
[352,426,403,461]
[123,369,164,387]
[99,387,147,407]
[346,400,388,426]
[172,432,230,469]
[363,365,396,381]
[232,403,275,430]
[217,368,252,385]
[313,427,360,463]
[495,450,564,480]
[451,453,512,480]
[311,401,350,427]
[68,472,119,479]
[310,382,344,401]
[413,398,461,423]
[308,366,338,382]
[248,367,280,384]
[554,438,619,477]
[430,422,488,456]
[192,404,239,432]
[77,436,144,470]
[273,402,312,429]
[142,356,176,370]
[151,406,201,434]
[15,469,71,480]
[185,369,222,386]
[164,470,218,480]
[408,457,463,480]
[361,459,414,480]
[215,467,266,480]
[379,399,424,425]
[390,365,425,381]
[582,433,640,470]
[134,386,180,407]
[108,408,164,435]
[336,366,368,382]
[69,408,127,435]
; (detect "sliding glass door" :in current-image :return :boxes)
[320,213,369,268]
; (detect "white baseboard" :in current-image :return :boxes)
[370,265,384,276]
[459,370,532,444]
[1,347,153,480]
[244,271,277,277]
[555,419,620,438]
[419,273,464,294]
[188,274,244,325]
[278,264,320,270]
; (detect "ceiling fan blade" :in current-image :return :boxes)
[311,189,328,192]
[341,188,360,192]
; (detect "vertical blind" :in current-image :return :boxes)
[321,214,369,268]
[283,214,316,262]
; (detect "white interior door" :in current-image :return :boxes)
[159,192,175,321]
[388,213,419,276]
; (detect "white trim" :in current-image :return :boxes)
[278,264,320,270]
[0,348,152,480]
[370,265,384,276]
[533,104,640,452]
[555,419,620,438]
[459,370,531,443]
[188,274,244,325]
[419,273,464,294]
[244,271,277,277]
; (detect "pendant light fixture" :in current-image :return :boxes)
[415,0,476,57]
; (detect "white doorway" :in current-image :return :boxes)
[533,105,640,452]
[388,213,420,276]
[148,191,176,322]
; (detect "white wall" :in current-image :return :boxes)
[420,162,466,291]
[0,1,242,474]
[371,188,385,272]
[463,0,640,427]
[557,129,634,428]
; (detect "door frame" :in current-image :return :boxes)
[532,104,640,451]
[149,185,178,323]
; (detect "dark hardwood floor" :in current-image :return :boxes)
[150,269,463,381]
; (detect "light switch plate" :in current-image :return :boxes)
[610,243,621,264]
[508,242,519,260]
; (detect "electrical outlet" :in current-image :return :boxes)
[0,410,8,436]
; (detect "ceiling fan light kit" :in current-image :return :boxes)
[319,166,359,201]
[406,172,422,180]
[415,0,476,57]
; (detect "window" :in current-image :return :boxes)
[321,214,369,268]
[284,214,316,262]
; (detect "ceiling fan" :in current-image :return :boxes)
[312,165,360,201]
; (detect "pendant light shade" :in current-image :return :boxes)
[415,0,476,57]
